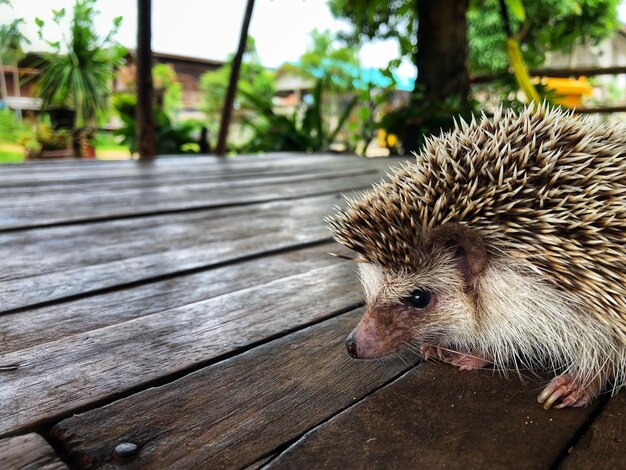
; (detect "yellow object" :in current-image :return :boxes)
[506,38,541,105]
[540,77,593,108]
[378,129,398,149]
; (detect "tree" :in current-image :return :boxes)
[330,0,620,151]
[330,0,473,152]
[0,17,30,118]
[199,37,275,144]
[331,0,621,79]
[469,0,621,74]
[295,28,359,89]
[153,63,182,121]
[329,0,469,105]
[35,0,125,127]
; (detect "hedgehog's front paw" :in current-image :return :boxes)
[538,374,597,409]
[420,344,489,371]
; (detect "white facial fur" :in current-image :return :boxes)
[357,255,625,394]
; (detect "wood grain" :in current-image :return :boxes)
[560,392,626,469]
[0,243,339,354]
[268,362,601,469]
[0,194,344,311]
[50,309,417,469]
[0,171,382,230]
[0,261,363,436]
[0,433,67,470]
[1,164,364,196]
[2,168,373,206]
[0,152,402,191]
[0,153,357,186]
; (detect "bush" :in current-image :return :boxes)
[380,94,479,154]
[112,93,203,154]
[0,109,29,143]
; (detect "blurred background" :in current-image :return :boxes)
[1,0,626,163]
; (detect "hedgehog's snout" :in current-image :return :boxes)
[345,331,358,358]
[345,323,389,360]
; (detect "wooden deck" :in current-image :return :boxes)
[0,153,623,469]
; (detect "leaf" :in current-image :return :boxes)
[52,8,65,24]
[468,0,485,12]
[35,17,44,28]
[505,0,526,22]
[113,16,123,28]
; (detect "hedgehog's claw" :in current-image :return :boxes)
[538,374,593,410]
[419,344,440,362]
[420,344,488,371]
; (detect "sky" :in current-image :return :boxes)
[3,0,626,77]
[1,0,411,73]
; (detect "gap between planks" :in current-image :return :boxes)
[265,362,607,469]
[0,172,383,232]
[0,248,365,436]
[48,309,419,469]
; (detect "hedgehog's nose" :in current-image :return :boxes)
[346,331,358,358]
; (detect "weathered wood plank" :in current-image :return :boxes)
[560,392,625,469]
[267,362,601,469]
[0,194,347,312]
[0,153,393,187]
[0,153,333,178]
[1,163,366,196]
[0,169,377,209]
[0,243,339,354]
[0,260,362,436]
[0,171,382,231]
[0,433,67,470]
[2,167,373,204]
[50,309,416,469]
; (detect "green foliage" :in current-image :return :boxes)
[380,94,478,153]
[330,0,620,74]
[468,0,621,74]
[329,0,417,58]
[199,37,275,141]
[345,65,399,154]
[0,108,28,142]
[0,17,30,64]
[293,28,360,91]
[32,121,71,151]
[239,79,357,153]
[0,149,24,163]
[504,0,527,21]
[276,29,398,154]
[112,93,201,155]
[35,0,125,126]
[153,63,183,121]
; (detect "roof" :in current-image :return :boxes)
[126,49,224,67]
[284,58,415,92]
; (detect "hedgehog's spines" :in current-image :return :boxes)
[327,104,626,341]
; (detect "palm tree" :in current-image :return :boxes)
[0,17,31,120]
[36,0,124,128]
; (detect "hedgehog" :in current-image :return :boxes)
[327,105,626,409]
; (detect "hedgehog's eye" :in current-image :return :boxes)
[406,289,431,309]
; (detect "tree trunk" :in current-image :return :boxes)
[415,0,469,104]
[12,62,21,121]
[136,0,156,160]
[215,0,256,156]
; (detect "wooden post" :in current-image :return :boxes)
[136,0,156,160]
[215,0,255,156]
[0,55,8,106]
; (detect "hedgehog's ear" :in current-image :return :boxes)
[424,223,488,286]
